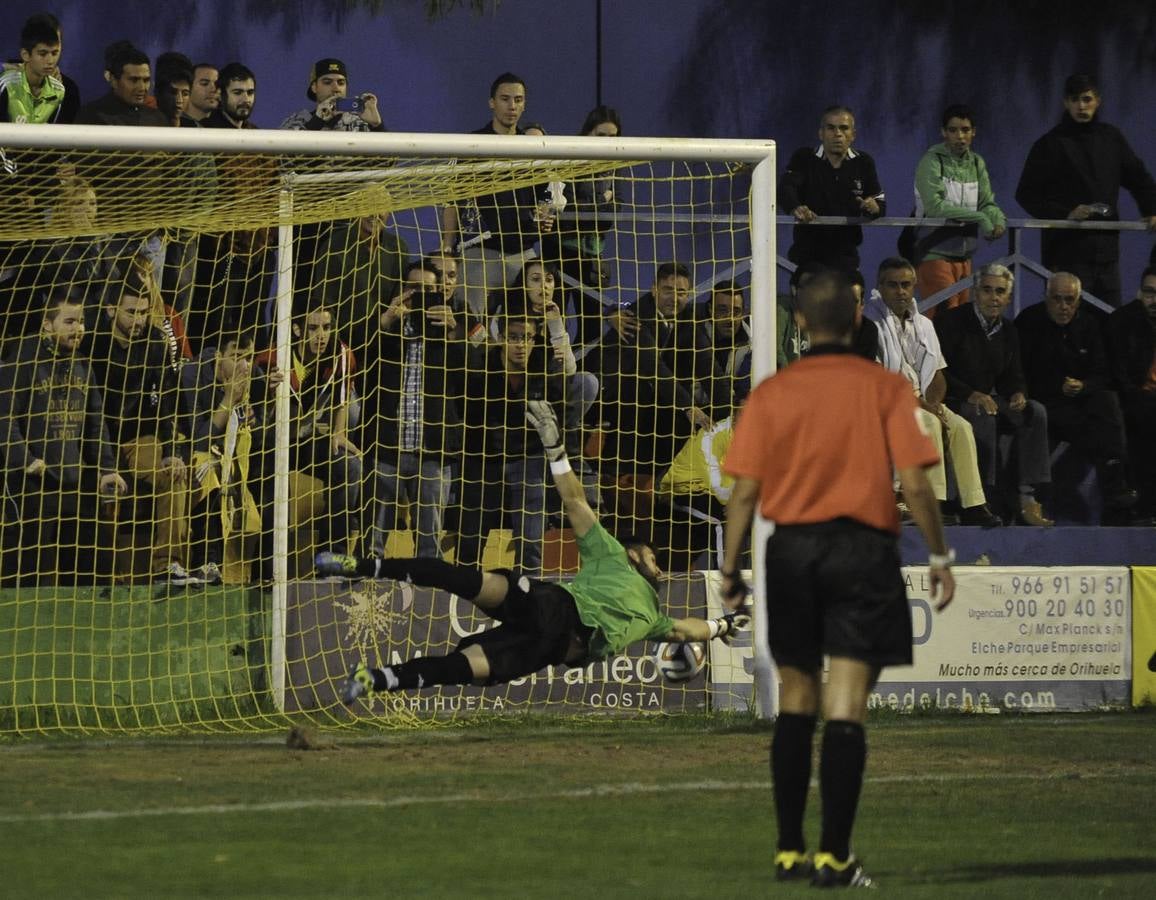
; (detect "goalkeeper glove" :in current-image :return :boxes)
[525,399,566,462]
[709,608,752,645]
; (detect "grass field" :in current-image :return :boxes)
[2,712,1153,898]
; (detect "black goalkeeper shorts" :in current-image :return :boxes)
[763,519,912,670]
[455,569,593,684]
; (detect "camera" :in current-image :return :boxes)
[333,95,365,114]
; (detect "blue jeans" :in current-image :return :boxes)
[456,456,548,575]
[371,454,451,558]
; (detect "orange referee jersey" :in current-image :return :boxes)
[725,347,940,534]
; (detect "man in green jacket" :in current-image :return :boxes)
[911,104,1006,317]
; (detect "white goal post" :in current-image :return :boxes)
[0,124,778,717]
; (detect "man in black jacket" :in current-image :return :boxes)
[1106,267,1156,516]
[1016,272,1142,523]
[589,262,717,476]
[0,291,127,584]
[1016,73,1156,307]
[362,260,465,559]
[934,264,1053,526]
[74,42,167,127]
[89,271,190,582]
[779,106,885,273]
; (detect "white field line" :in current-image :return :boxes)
[0,769,1150,825]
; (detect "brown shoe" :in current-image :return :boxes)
[1018,497,1054,527]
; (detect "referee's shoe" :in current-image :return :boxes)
[773,850,813,881]
[811,853,874,888]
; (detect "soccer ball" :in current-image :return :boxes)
[654,641,707,683]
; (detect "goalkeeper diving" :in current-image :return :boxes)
[316,400,749,702]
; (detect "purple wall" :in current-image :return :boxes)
[5,0,1156,295]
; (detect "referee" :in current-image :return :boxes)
[317,400,748,701]
[720,272,956,888]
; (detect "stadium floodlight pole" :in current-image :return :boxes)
[272,189,295,713]
[748,149,778,720]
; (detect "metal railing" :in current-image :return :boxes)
[774,215,1153,315]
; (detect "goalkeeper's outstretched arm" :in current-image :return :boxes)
[666,609,752,643]
[525,399,597,539]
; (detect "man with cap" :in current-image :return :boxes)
[1016,72,1156,307]
[280,57,383,132]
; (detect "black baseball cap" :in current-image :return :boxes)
[306,58,347,100]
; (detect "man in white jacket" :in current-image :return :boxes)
[867,257,1002,527]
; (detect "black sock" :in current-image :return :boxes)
[372,653,474,691]
[371,557,484,599]
[819,720,867,861]
[771,712,817,852]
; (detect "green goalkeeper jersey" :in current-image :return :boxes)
[566,523,675,660]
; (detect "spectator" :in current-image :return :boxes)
[491,260,599,455]
[256,303,363,553]
[456,305,564,574]
[866,257,1003,526]
[75,42,168,126]
[154,54,196,128]
[934,264,1054,526]
[1016,272,1143,523]
[307,213,408,357]
[700,279,752,407]
[910,104,1006,316]
[280,58,383,132]
[558,105,623,296]
[202,63,256,129]
[361,260,465,559]
[0,291,127,584]
[0,13,70,124]
[655,412,739,573]
[588,262,716,480]
[1106,267,1156,517]
[1016,73,1156,307]
[184,333,285,583]
[186,63,219,123]
[847,270,880,361]
[779,105,885,273]
[88,267,192,582]
[439,73,557,316]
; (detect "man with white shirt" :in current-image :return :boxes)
[866,257,1001,527]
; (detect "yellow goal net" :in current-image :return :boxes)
[0,125,775,734]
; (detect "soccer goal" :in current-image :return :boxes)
[0,124,776,733]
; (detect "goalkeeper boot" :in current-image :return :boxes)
[315,552,361,578]
[339,662,374,705]
[773,850,813,882]
[811,853,874,888]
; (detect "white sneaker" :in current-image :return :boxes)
[160,562,199,587]
[190,562,223,585]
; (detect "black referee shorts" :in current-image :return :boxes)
[764,519,912,670]
[455,569,593,685]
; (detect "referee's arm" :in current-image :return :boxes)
[719,476,760,610]
[897,465,956,610]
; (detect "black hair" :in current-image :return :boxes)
[821,104,854,122]
[711,278,746,298]
[655,262,691,283]
[941,104,975,128]
[217,61,256,90]
[615,533,655,556]
[20,13,60,52]
[105,41,149,78]
[789,260,834,289]
[876,256,915,281]
[403,258,441,283]
[495,300,537,335]
[1064,72,1099,98]
[580,105,622,136]
[489,72,525,98]
[797,272,856,337]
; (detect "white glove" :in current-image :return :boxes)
[525,399,565,462]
